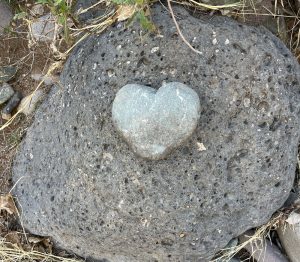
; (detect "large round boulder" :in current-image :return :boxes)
[13,4,300,261]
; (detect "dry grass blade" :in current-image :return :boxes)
[212,212,285,261]
[0,240,82,262]
[76,0,106,15]
[186,0,242,10]
[167,0,203,54]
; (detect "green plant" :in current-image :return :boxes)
[112,0,155,31]
[36,0,72,44]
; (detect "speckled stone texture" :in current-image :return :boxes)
[112,83,201,160]
[13,4,300,262]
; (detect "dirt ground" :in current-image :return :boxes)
[0,31,73,261]
[0,0,299,261]
[0,35,53,189]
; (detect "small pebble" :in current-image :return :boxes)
[278,212,300,262]
[2,91,23,119]
[0,66,17,83]
[31,4,44,16]
[31,13,56,41]
[243,97,251,108]
[196,142,206,151]
[225,238,238,249]
[151,47,159,53]
[239,230,288,262]
[107,69,115,78]
[0,83,14,104]
[2,112,11,120]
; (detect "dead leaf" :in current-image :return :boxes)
[0,194,17,215]
[286,211,300,225]
[116,5,136,22]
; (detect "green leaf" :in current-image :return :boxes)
[36,0,49,4]
[136,10,154,31]
[135,0,144,5]
[111,0,136,5]
[13,11,27,20]
[57,15,65,25]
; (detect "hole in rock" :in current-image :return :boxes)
[258,122,267,128]
[222,204,229,210]
[275,182,281,187]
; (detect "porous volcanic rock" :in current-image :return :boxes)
[13,4,300,261]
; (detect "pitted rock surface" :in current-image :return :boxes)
[13,4,300,262]
[112,82,201,160]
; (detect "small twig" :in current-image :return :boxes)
[77,0,105,15]
[166,0,202,55]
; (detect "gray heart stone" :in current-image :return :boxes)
[112,82,201,160]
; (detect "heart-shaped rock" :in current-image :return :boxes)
[112,82,201,160]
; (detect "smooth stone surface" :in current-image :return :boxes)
[112,83,201,160]
[0,83,14,105]
[0,66,17,83]
[0,2,13,34]
[239,230,288,262]
[2,91,22,120]
[18,89,44,116]
[2,91,22,114]
[13,4,300,262]
[31,4,45,16]
[278,217,300,262]
[31,13,55,41]
[225,238,238,249]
